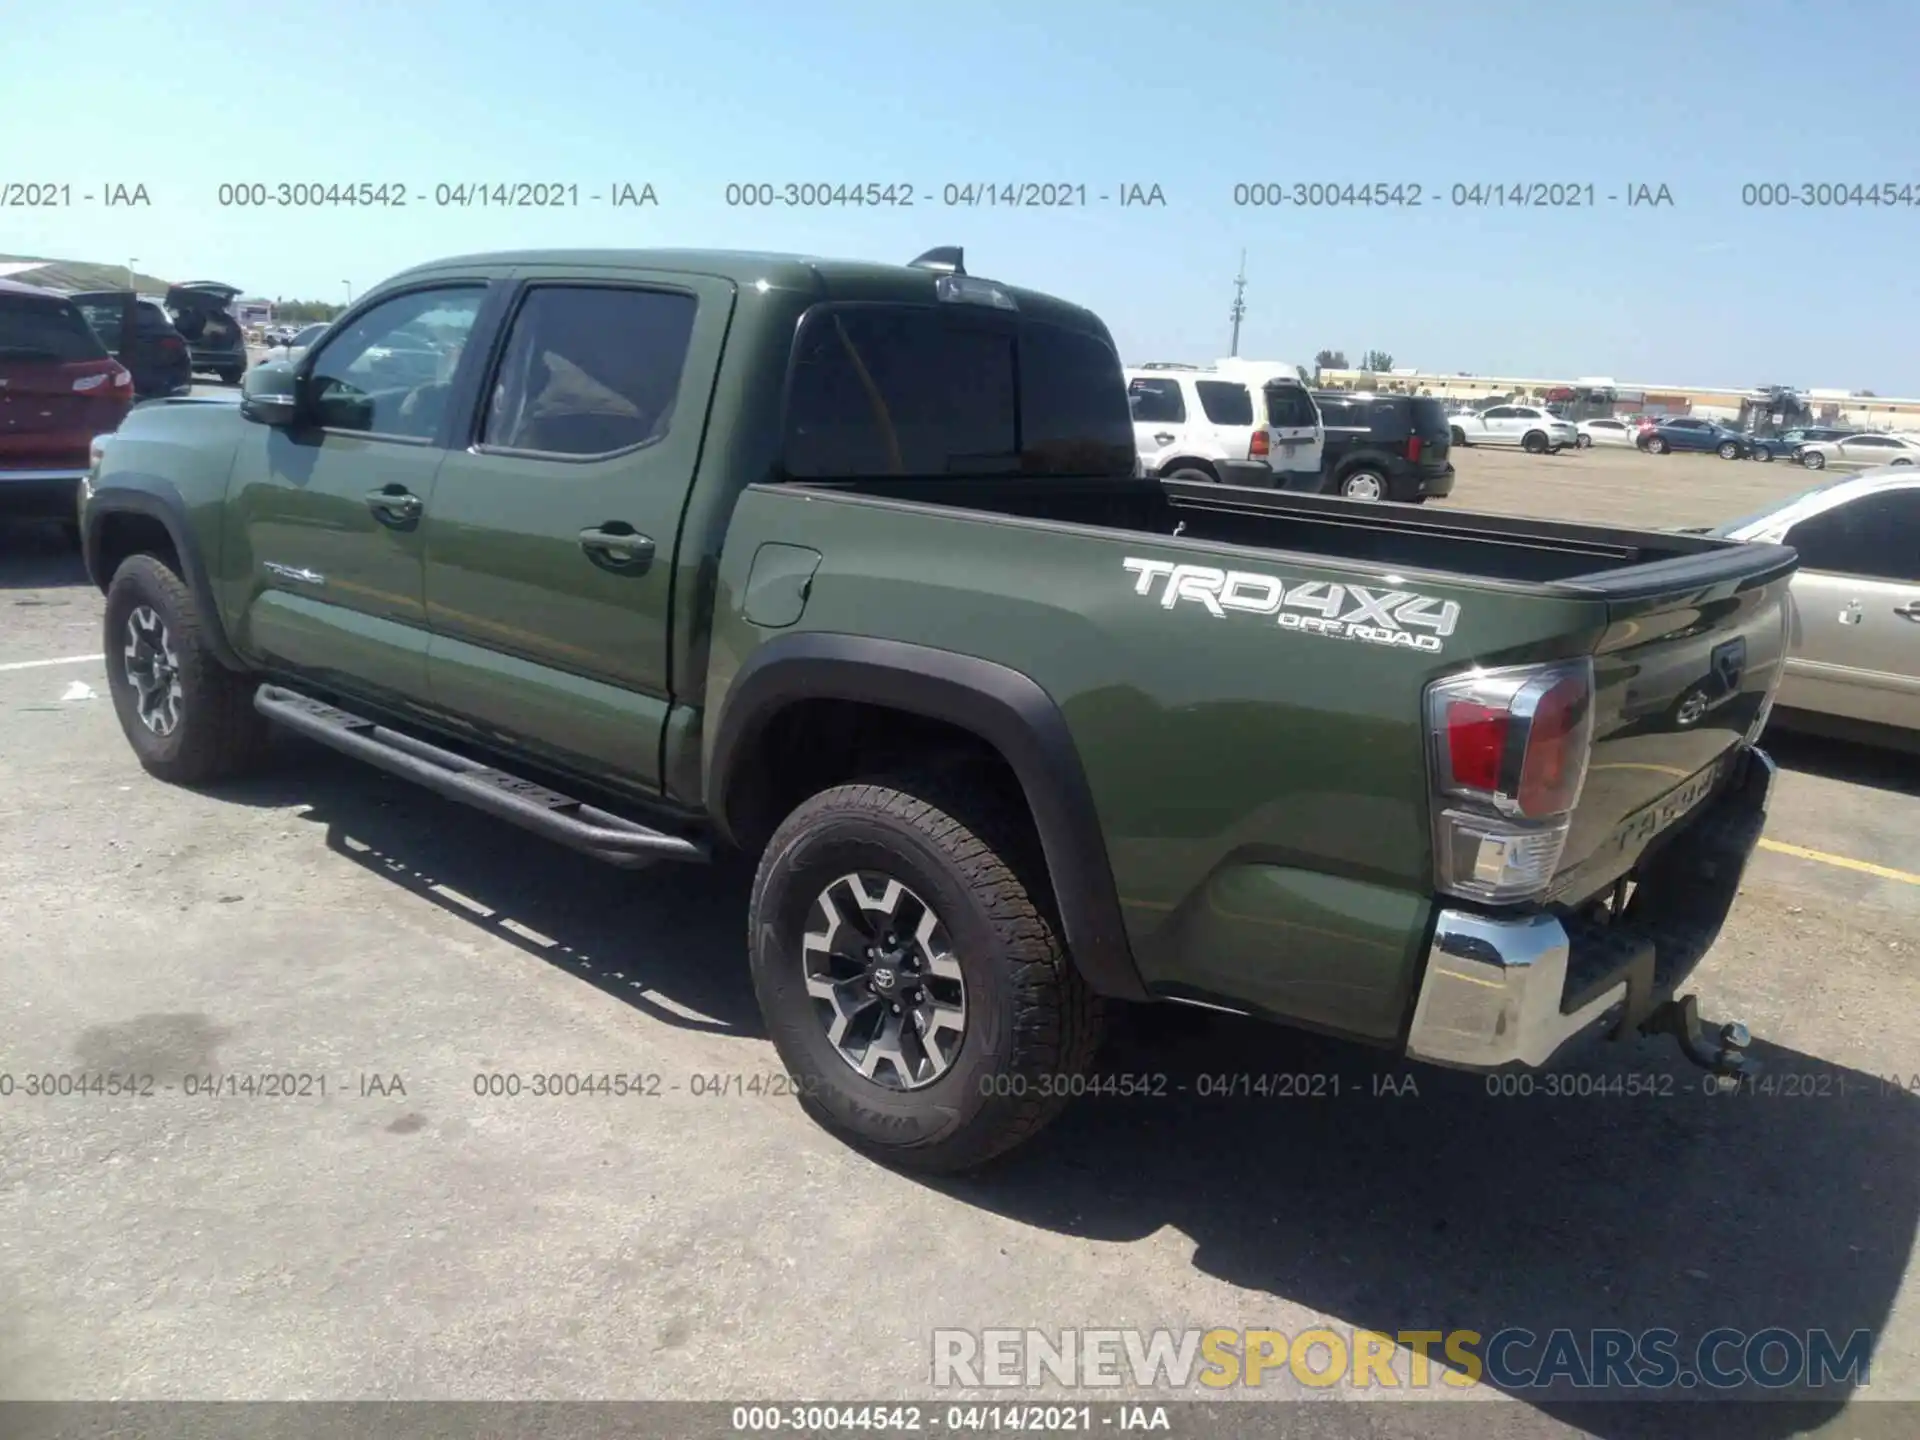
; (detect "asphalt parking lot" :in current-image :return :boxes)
[2,440,1916,1436]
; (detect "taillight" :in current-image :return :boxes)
[161,336,184,353]
[1250,430,1270,459]
[1425,658,1595,903]
[1407,434,1424,464]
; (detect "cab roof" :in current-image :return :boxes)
[381,248,1108,334]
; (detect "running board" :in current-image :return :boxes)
[254,685,708,868]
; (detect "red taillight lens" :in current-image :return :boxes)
[1426,659,1596,904]
[1407,434,1424,464]
[1250,430,1270,458]
[1445,700,1509,792]
[161,336,184,353]
[1516,674,1589,817]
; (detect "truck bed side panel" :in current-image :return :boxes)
[708,485,1611,1040]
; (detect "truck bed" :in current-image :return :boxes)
[793,475,1771,592]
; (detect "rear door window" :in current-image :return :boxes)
[1128,377,1186,424]
[0,294,110,363]
[783,306,1133,478]
[480,284,699,457]
[1194,380,1254,426]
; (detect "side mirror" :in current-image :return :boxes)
[240,362,300,426]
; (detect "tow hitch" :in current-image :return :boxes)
[1640,995,1758,1089]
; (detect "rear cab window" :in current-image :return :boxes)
[783,305,1134,478]
[0,293,111,363]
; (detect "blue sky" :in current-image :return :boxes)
[6,0,1917,392]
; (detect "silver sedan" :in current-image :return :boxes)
[1797,432,1920,471]
[1713,467,1920,737]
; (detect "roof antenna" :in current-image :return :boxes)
[909,246,965,276]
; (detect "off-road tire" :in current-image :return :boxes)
[748,772,1104,1173]
[103,554,274,784]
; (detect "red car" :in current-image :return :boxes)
[1,278,135,539]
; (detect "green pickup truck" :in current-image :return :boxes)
[81,246,1796,1171]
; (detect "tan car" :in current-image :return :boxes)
[1715,468,1920,736]
[1796,431,1920,471]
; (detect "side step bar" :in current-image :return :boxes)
[254,685,708,868]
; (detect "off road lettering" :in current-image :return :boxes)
[1124,557,1461,653]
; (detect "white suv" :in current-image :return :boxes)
[1126,362,1324,487]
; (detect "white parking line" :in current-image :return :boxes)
[0,654,106,673]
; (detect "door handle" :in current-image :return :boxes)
[1153,432,1176,445]
[1894,601,1920,621]
[579,525,655,572]
[365,486,423,525]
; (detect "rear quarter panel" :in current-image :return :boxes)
[708,484,1611,1041]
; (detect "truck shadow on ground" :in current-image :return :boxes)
[937,1004,1917,1437]
[0,522,88,590]
[1764,725,1920,797]
[210,742,1913,1438]
[217,739,765,1037]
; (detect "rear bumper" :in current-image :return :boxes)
[1404,745,1774,1070]
[1217,460,1277,488]
[1415,463,1455,498]
[0,468,85,520]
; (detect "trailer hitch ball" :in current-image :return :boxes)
[1641,994,1758,1090]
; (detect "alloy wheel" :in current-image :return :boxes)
[802,871,967,1091]
[123,606,184,737]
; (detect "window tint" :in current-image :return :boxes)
[1408,397,1448,433]
[1482,406,1515,419]
[1128,377,1186,424]
[1785,490,1920,581]
[1264,384,1318,428]
[481,286,697,456]
[1194,380,1254,426]
[783,306,1133,479]
[0,294,109,362]
[308,286,484,439]
[1846,435,1896,448]
[134,302,174,333]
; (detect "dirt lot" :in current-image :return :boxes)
[1,445,1916,1438]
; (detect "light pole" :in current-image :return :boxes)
[342,280,353,306]
[127,257,139,288]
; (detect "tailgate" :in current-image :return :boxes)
[1550,545,1795,904]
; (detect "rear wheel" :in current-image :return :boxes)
[1522,431,1549,455]
[1164,464,1218,484]
[748,772,1104,1173]
[1338,469,1387,501]
[102,554,274,784]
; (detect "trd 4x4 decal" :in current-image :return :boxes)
[1123,557,1461,654]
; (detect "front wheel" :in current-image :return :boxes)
[102,554,275,784]
[1450,427,1468,447]
[1801,450,1825,470]
[748,774,1104,1174]
[1575,434,1592,449]
[1755,448,1774,463]
[1645,436,1668,455]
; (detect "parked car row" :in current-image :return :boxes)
[1124,364,1457,504]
